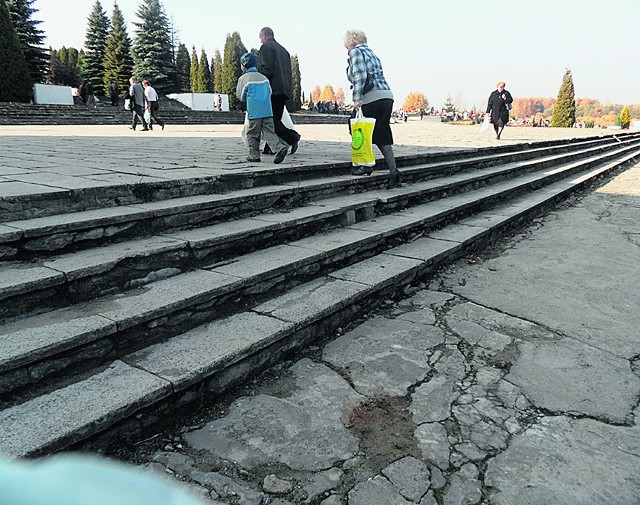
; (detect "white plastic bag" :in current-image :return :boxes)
[124,98,131,111]
[241,112,250,146]
[480,114,491,133]
[281,106,295,130]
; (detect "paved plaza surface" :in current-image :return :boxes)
[2,121,639,504]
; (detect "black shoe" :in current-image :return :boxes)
[351,166,373,176]
[161,123,165,131]
[274,147,288,164]
[148,126,153,131]
[141,128,149,131]
[387,170,403,189]
[290,135,300,154]
[246,156,261,162]
[129,126,135,130]
[263,145,274,155]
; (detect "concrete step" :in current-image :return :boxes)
[2,139,639,323]
[1,144,638,401]
[0,146,637,458]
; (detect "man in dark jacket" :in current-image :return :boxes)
[258,26,300,154]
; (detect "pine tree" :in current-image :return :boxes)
[6,0,48,83]
[443,95,456,114]
[82,0,110,95]
[0,0,31,101]
[620,106,631,129]
[131,0,177,95]
[221,31,246,110]
[551,68,576,127]
[189,45,198,92]
[287,54,301,111]
[103,2,133,95]
[197,49,212,92]
[212,49,222,93]
[175,43,190,92]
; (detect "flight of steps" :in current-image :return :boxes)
[0,99,346,126]
[1,132,639,458]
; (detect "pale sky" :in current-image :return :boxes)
[34,0,640,109]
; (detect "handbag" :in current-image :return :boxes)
[350,109,376,167]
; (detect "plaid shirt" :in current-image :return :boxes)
[347,43,391,101]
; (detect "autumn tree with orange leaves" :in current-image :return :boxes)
[402,92,428,113]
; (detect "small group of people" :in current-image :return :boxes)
[125,77,165,132]
[237,26,301,164]
[77,81,95,106]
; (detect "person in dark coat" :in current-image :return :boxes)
[486,81,513,140]
[109,81,120,107]
[258,26,301,155]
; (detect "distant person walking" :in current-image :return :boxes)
[486,81,513,140]
[78,82,87,104]
[345,29,402,188]
[258,26,301,155]
[108,81,120,107]
[128,77,148,131]
[85,81,96,107]
[142,80,165,131]
[237,52,289,164]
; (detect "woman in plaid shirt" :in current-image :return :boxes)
[345,29,402,188]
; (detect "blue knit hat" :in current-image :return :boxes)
[240,52,258,69]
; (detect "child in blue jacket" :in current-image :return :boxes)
[236,52,288,163]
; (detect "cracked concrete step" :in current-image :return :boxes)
[2,147,636,458]
[1,134,633,226]
[1,136,636,264]
[1,140,638,322]
[1,146,638,399]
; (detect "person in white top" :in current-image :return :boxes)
[142,80,165,131]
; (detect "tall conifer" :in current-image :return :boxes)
[131,0,177,94]
[288,54,301,111]
[551,69,576,127]
[221,32,246,110]
[198,48,212,93]
[175,43,190,92]
[0,0,31,101]
[212,49,222,93]
[82,0,110,94]
[103,2,133,94]
[6,0,48,83]
[189,45,198,92]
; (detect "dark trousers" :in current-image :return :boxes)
[131,104,148,129]
[110,94,118,106]
[147,101,164,128]
[270,94,299,145]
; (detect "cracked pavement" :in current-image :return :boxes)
[119,162,640,504]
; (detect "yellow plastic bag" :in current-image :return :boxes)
[350,109,376,167]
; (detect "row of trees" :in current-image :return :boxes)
[1,0,303,111]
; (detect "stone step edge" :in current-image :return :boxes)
[0,134,631,224]
[2,147,637,393]
[2,148,634,459]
